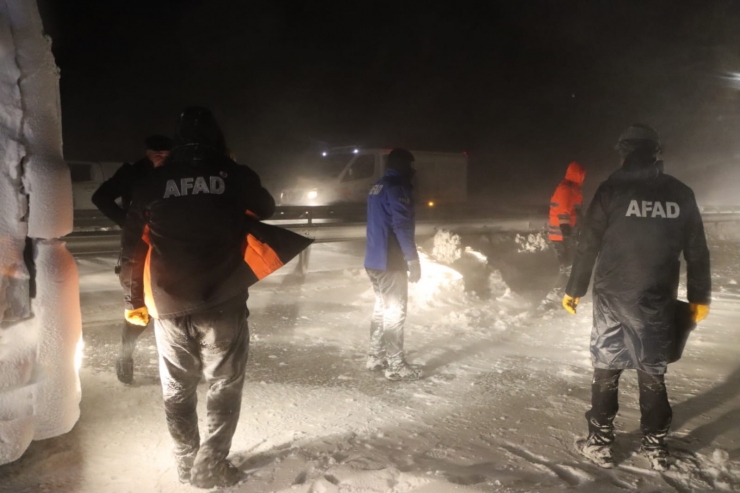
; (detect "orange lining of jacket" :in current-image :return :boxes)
[244,234,283,279]
[141,226,158,318]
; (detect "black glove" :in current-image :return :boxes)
[560,224,572,237]
[408,259,421,283]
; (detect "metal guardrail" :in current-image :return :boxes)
[66,206,740,256]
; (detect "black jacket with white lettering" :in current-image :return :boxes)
[120,145,275,318]
[566,156,711,374]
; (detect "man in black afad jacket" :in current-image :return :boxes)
[92,135,172,384]
[563,125,711,471]
[120,107,275,488]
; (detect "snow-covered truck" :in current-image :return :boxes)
[278,147,468,207]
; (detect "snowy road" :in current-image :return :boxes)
[1,237,739,492]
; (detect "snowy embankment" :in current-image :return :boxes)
[1,233,739,492]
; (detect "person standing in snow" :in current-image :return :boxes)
[563,124,711,471]
[120,107,275,488]
[91,134,172,384]
[364,148,422,381]
[541,161,586,308]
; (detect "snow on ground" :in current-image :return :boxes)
[1,235,739,493]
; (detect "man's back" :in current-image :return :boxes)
[121,148,275,318]
[570,161,710,300]
[364,170,416,271]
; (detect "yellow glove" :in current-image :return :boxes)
[125,307,149,326]
[689,303,709,323]
[563,295,580,315]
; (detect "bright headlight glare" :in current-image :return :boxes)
[307,190,318,200]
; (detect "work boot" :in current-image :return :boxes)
[115,356,134,384]
[190,458,243,489]
[575,433,615,468]
[641,434,669,471]
[384,354,421,381]
[366,353,387,371]
[175,453,196,484]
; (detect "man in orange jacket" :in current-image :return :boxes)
[542,161,586,307]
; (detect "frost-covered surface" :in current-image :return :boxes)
[0,0,80,465]
[431,230,463,264]
[1,238,738,492]
[514,232,549,253]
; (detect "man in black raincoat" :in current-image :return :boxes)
[120,107,310,488]
[563,125,711,470]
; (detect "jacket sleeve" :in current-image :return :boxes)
[683,192,711,305]
[387,184,419,263]
[551,183,574,225]
[119,188,149,310]
[91,164,131,228]
[240,165,276,220]
[566,185,609,297]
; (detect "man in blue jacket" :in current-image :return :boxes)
[364,148,422,381]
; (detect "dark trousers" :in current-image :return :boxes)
[550,239,575,298]
[366,268,408,360]
[586,369,672,446]
[154,300,249,464]
[121,320,148,358]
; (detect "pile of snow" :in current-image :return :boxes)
[488,269,511,299]
[409,252,465,308]
[431,229,463,264]
[515,232,549,253]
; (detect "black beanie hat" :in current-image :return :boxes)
[144,135,173,151]
[616,124,661,158]
[387,148,415,172]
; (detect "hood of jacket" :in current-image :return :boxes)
[565,161,586,186]
[173,106,227,161]
[610,153,662,182]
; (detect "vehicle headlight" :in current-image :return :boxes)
[307,190,318,200]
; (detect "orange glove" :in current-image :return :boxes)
[689,303,709,323]
[124,307,149,326]
[563,295,580,315]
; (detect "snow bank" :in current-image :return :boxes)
[515,232,549,253]
[431,230,462,264]
[409,252,465,307]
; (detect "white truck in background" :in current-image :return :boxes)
[278,147,468,207]
[68,161,122,210]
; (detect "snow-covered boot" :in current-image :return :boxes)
[384,354,421,381]
[641,433,669,471]
[189,458,243,489]
[175,453,196,484]
[366,353,387,371]
[575,433,615,468]
[115,356,134,384]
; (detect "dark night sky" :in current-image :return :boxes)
[38,0,740,201]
